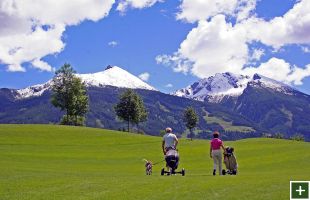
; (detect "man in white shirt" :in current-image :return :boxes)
[162,127,178,155]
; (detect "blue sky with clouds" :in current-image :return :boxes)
[1,0,310,94]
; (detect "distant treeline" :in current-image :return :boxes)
[188,130,262,141]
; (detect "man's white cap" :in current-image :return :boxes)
[165,127,172,133]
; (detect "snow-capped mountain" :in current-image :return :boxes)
[173,72,297,103]
[77,65,156,91]
[15,65,156,99]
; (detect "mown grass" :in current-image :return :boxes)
[0,124,309,200]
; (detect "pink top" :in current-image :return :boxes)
[210,138,223,150]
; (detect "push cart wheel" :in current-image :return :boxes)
[161,168,165,176]
[181,168,185,176]
[222,169,226,175]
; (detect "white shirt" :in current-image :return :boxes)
[163,133,177,148]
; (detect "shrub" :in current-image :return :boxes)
[60,115,85,126]
[262,133,272,138]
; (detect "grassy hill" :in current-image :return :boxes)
[0,125,309,200]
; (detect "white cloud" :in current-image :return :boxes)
[177,0,257,23]
[157,15,249,78]
[244,58,292,83]
[108,41,118,47]
[176,0,310,47]
[7,64,25,72]
[0,24,65,72]
[243,0,310,49]
[287,64,310,85]
[138,72,150,81]
[156,53,192,74]
[177,0,237,23]
[157,0,310,85]
[250,48,265,61]
[0,0,115,72]
[5,0,115,26]
[235,0,257,22]
[244,57,310,85]
[165,83,173,88]
[31,59,54,72]
[117,0,163,13]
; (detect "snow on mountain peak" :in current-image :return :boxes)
[15,80,53,99]
[173,72,251,102]
[77,65,156,91]
[250,73,294,94]
[15,65,156,99]
[173,72,296,103]
[105,65,114,70]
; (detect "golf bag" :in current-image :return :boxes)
[165,148,179,171]
[161,147,185,176]
[222,147,238,175]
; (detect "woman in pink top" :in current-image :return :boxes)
[210,131,225,176]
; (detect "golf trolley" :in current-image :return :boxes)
[161,148,185,176]
[222,147,238,175]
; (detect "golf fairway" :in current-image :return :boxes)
[0,124,309,200]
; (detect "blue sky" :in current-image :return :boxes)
[1,0,310,94]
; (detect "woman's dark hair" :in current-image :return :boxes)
[213,131,220,138]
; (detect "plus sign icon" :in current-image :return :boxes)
[291,181,309,200]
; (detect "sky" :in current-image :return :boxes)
[0,0,310,94]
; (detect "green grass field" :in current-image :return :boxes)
[0,125,309,200]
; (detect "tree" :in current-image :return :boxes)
[159,130,166,137]
[114,89,147,132]
[183,106,198,141]
[51,63,89,126]
[274,133,284,139]
[290,133,305,141]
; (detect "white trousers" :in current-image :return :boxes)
[212,149,222,174]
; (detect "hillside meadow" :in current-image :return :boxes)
[0,124,309,199]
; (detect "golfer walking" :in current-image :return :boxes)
[210,131,225,176]
[162,127,178,155]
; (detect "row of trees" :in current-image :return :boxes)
[262,132,305,141]
[50,63,200,137]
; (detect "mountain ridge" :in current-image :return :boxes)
[14,65,156,100]
[5,67,308,101]
[1,67,309,140]
[173,72,302,103]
